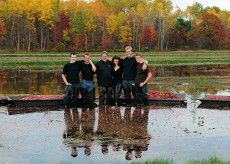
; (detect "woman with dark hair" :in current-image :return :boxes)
[112,56,123,105]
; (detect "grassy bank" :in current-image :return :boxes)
[0,51,229,69]
[132,157,230,164]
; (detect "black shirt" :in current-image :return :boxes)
[135,63,150,85]
[80,60,94,81]
[121,56,137,81]
[96,60,113,87]
[62,61,81,84]
[113,67,122,85]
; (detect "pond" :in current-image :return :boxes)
[0,66,230,163]
[0,105,230,163]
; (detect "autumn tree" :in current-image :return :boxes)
[0,19,6,48]
[141,26,157,50]
[197,13,226,49]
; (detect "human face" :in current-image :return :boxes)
[101,53,108,62]
[113,59,119,66]
[125,49,132,57]
[135,55,143,63]
[70,54,77,63]
[84,55,91,64]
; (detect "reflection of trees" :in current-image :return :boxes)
[63,106,150,160]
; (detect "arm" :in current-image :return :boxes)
[142,59,148,70]
[62,74,71,85]
[139,71,152,87]
[89,59,96,72]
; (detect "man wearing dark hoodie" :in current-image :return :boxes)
[95,51,114,105]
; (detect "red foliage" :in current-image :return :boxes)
[197,13,226,49]
[54,13,70,43]
[148,90,182,100]
[73,34,85,51]
[223,28,230,49]
[0,20,6,40]
[22,95,64,100]
[141,26,157,50]
[101,35,112,49]
[0,71,7,81]
[204,95,230,101]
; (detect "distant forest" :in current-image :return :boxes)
[0,0,229,51]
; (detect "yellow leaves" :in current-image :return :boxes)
[106,14,119,35]
[119,25,132,44]
[106,12,127,35]
[38,0,57,27]
[63,29,70,42]
[151,0,173,16]
[85,17,96,32]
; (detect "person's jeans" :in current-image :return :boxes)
[135,84,148,105]
[64,83,80,106]
[80,80,95,107]
[122,80,135,105]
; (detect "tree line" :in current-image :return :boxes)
[0,0,229,52]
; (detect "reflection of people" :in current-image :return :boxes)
[135,53,152,106]
[81,108,95,136]
[112,56,123,105]
[125,149,133,160]
[62,53,81,107]
[71,146,78,157]
[84,145,91,156]
[80,52,97,108]
[101,144,109,154]
[96,51,114,105]
[122,107,150,160]
[63,108,80,138]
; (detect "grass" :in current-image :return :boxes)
[0,51,230,69]
[187,156,230,164]
[133,159,173,164]
[0,144,3,147]
[132,157,230,164]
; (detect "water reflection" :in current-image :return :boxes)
[63,106,150,160]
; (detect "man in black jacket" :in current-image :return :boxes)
[96,51,114,105]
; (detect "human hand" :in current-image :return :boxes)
[66,82,72,86]
[139,82,145,87]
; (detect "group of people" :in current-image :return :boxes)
[61,46,153,108]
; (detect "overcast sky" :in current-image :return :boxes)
[171,0,230,11]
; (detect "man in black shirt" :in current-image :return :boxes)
[80,52,97,108]
[135,53,152,106]
[121,46,147,106]
[62,53,81,106]
[96,51,113,105]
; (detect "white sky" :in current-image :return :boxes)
[171,0,230,11]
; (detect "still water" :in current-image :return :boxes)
[0,106,230,163]
[0,67,229,95]
[0,67,230,163]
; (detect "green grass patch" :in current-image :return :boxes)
[132,157,230,164]
[0,51,230,69]
[132,159,173,164]
[187,156,230,164]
